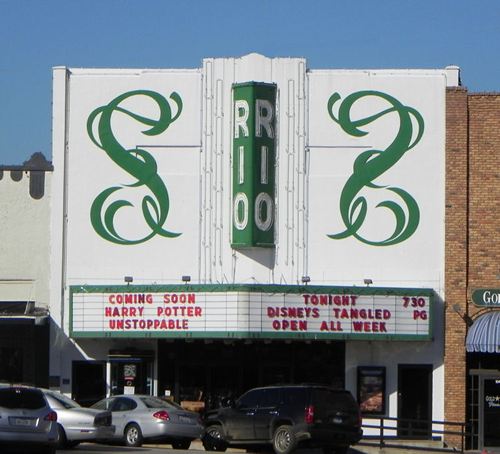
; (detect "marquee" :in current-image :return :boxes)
[70,284,433,340]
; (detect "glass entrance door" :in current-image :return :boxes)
[483,378,500,448]
[469,365,500,449]
[397,364,432,438]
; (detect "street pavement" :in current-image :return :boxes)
[54,439,500,454]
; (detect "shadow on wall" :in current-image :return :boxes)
[49,318,108,405]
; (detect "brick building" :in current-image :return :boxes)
[445,89,500,449]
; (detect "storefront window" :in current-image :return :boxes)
[0,347,23,383]
[483,378,500,447]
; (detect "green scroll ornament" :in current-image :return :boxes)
[87,90,183,245]
[327,90,424,246]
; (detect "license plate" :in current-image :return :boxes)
[179,415,194,424]
[12,418,34,426]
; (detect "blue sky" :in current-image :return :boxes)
[1,0,499,165]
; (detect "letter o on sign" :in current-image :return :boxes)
[234,193,248,230]
[255,192,273,231]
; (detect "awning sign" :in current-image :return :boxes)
[466,311,500,353]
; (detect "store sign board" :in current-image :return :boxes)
[232,82,276,248]
[70,285,432,340]
[471,289,500,307]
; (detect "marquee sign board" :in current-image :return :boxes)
[70,284,433,340]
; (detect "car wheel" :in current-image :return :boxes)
[124,422,143,447]
[56,424,68,449]
[172,439,192,449]
[272,425,296,454]
[202,424,228,451]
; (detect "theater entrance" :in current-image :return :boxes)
[158,340,345,411]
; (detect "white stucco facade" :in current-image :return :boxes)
[0,163,51,309]
[49,54,459,427]
[0,155,52,386]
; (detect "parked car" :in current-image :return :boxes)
[202,384,363,454]
[40,389,115,449]
[91,394,204,447]
[0,385,58,454]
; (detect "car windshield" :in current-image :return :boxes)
[46,391,81,409]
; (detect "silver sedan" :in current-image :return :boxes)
[91,395,204,448]
[41,389,115,449]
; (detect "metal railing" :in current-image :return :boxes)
[361,416,472,452]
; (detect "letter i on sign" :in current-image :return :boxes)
[231,82,277,249]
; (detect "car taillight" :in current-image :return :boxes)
[94,413,112,426]
[305,405,314,424]
[153,410,170,421]
[44,411,58,422]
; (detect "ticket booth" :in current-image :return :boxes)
[108,350,155,396]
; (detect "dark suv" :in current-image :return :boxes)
[202,385,362,454]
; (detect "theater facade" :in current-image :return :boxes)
[50,54,459,435]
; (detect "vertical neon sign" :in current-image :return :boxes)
[232,82,277,248]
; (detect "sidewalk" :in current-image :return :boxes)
[181,439,448,453]
[181,439,499,454]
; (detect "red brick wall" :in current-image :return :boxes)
[444,87,469,440]
[444,90,500,446]
[467,94,500,295]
